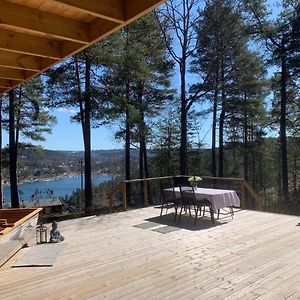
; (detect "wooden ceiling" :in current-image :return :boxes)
[0,0,166,95]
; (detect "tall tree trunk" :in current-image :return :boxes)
[243,92,249,181]
[233,137,237,175]
[259,156,264,191]
[179,59,188,175]
[280,52,289,202]
[138,87,144,205]
[125,83,131,203]
[139,138,144,206]
[139,141,144,179]
[125,107,131,177]
[140,116,150,204]
[142,137,149,179]
[218,110,224,178]
[293,153,297,194]
[15,87,22,149]
[212,85,218,177]
[218,64,225,177]
[83,52,93,214]
[9,90,19,208]
[74,55,85,136]
[0,97,2,208]
[74,55,85,211]
[277,146,282,201]
[251,126,256,188]
[164,127,172,176]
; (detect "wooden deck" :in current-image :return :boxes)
[1,207,300,299]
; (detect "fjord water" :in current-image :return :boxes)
[3,174,112,204]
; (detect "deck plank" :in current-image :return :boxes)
[0,207,300,299]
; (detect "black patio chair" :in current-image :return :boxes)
[160,186,179,220]
[178,186,215,225]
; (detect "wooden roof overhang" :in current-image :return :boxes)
[0,0,166,96]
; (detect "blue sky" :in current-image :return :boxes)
[2,109,121,150]
[41,110,121,150]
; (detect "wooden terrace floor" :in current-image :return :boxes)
[1,207,300,299]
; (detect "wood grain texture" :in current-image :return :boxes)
[0,211,40,266]
[0,0,167,95]
[0,207,299,299]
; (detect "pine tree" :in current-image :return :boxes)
[46,47,103,214]
[99,13,174,202]
[150,101,181,176]
[225,50,268,181]
[244,0,300,201]
[156,0,207,176]
[192,0,254,177]
[2,78,56,208]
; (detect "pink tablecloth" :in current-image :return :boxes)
[165,187,240,213]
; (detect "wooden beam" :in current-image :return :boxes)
[0,87,8,94]
[0,79,21,88]
[0,67,35,81]
[0,29,82,59]
[52,0,126,24]
[0,50,55,71]
[0,68,25,80]
[0,1,90,44]
[125,0,166,21]
[0,0,166,97]
[88,18,121,42]
[61,19,121,59]
[0,79,11,88]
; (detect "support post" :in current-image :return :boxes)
[143,180,148,207]
[243,180,263,211]
[108,194,113,211]
[240,179,246,209]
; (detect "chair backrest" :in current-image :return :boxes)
[179,185,195,200]
[161,186,176,203]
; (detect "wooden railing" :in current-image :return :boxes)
[107,176,173,211]
[107,175,264,211]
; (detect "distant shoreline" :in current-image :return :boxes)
[2,171,107,186]
[2,173,112,203]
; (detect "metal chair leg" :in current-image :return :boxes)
[173,205,178,221]
[188,205,192,218]
[194,207,199,226]
[230,207,234,219]
[178,205,184,223]
[160,202,164,218]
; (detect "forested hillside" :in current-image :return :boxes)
[1,149,139,183]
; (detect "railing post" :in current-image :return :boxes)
[122,181,127,210]
[240,179,246,209]
[108,194,113,212]
[143,180,148,207]
[243,180,263,211]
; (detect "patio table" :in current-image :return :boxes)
[164,187,240,214]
